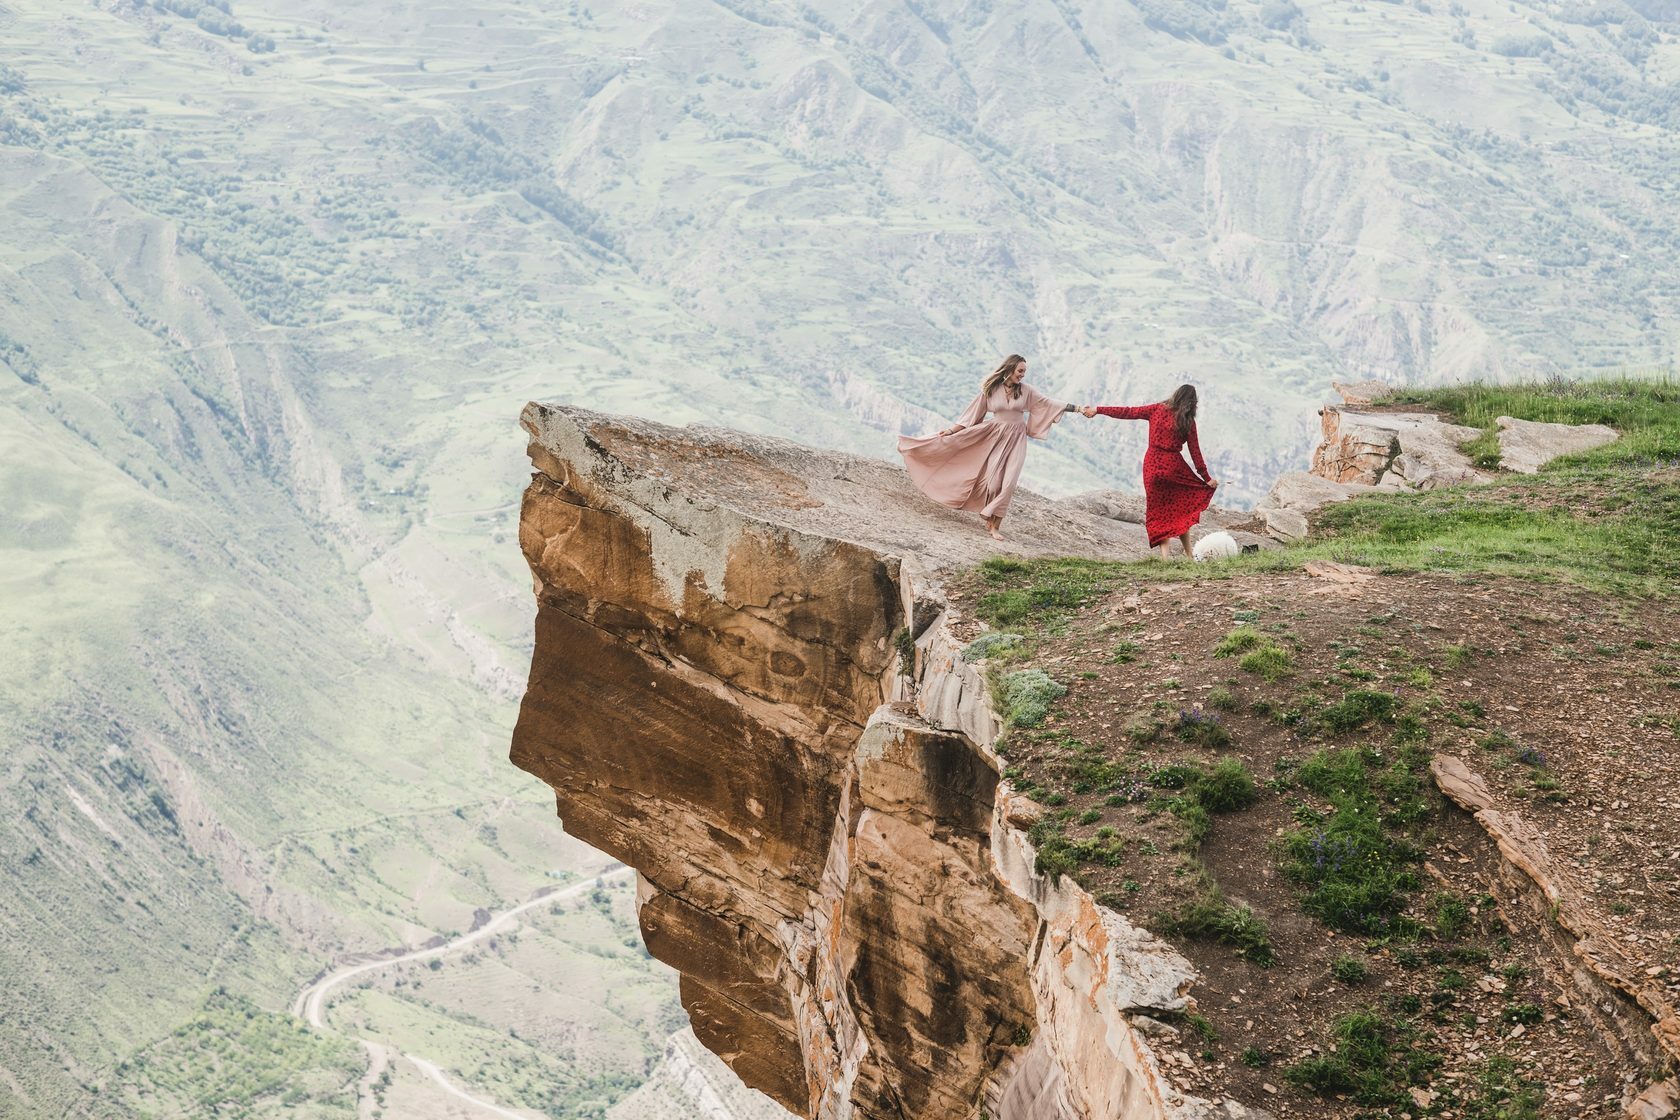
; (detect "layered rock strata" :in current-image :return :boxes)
[509,404,1264,1120]
[1432,756,1680,1113]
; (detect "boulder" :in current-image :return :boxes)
[1260,507,1308,542]
[1627,1078,1678,1120]
[1261,471,1377,512]
[1496,415,1619,474]
[1311,407,1483,489]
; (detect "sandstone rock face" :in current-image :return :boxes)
[510,404,1264,1120]
[1310,407,1483,489]
[1495,415,1619,474]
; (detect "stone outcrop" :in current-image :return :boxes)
[1251,388,1618,541]
[1329,379,1396,408]
[1495,414,1619,473]
[1310,407,1483,489]
[1430,756,1680,1107]
[509,403,1266,1120]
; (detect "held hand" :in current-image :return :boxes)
[1080,405,1098,418]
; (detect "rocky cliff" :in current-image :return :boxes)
[508,404,1263,1120]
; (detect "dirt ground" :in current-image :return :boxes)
[950,566,1680,1118]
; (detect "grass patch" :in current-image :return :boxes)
[1284,1008,1442,1107]
[1281,747,1430,936]
[962,631,1023,661]
[1319,688,1401,733]
[1331,953,1371,984]
[974,557,1120,629]
[1173,707,1232,749]
[1168,886,1278,967]
[1214,626,1294,681]
[1296,376,1680,597]
[1389,374,1680,468]
[1029,817,1128,883]
[1455,1055,1544,1119]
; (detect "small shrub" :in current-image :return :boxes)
[1462,1055,1543,1119]
[962,631,1023,661]
[1320,689,1400,733]
[1240,644,1294,681]
[1147,763,1199,790]
[1197,758,1259,811]
[1184,1013,1218,1042]
[1110,640,1142,664]
[1284,1009,1441,1106]
[1166,797,1212,848]
[1207,686,1238,711]
[1214,626,1265,657]
[1174,707,1231,749]
[1405,666,1433,689]
[1078,808,1101,825]
[1479,728,1521,753]
[1170,890,1277,966]
[1240,1046,1269,1068]
[1331,954,1370,984]
[1000,670,1066,728]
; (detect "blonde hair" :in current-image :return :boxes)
[980,354,1027,400]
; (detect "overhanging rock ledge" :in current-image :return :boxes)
[509,402,1271,1120]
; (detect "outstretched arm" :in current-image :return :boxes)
[1088,405,1155,420]
[1187,423,1215,485]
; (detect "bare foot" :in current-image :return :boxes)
[989,528,1006,542]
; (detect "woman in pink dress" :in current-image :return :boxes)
[1080,385,1219,560]
[898,354,1078,541]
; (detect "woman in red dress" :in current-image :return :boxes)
[1081,385,1219,559]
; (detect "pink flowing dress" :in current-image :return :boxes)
[898,383,1072,519]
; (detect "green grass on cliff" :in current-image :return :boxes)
[1305,373,1680,596]
[967,376,1680,603]
[1388,372,1680,469]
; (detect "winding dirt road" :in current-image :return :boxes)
[293,865,634,1117]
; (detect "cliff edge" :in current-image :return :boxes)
[508,403,1260,1120]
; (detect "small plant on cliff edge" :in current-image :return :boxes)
[999,669,1067,728]
[892,627,915,676]
[1284,1008,1441,1107]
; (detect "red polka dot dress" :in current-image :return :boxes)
[1093,404,1216,547]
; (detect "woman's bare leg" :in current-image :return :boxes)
[1178,532,1193,559]
[1159,539,1172,560]
[987,515,1006,541]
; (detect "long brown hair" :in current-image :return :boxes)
[980,354,1027,400]
[1166,383,1198,437]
